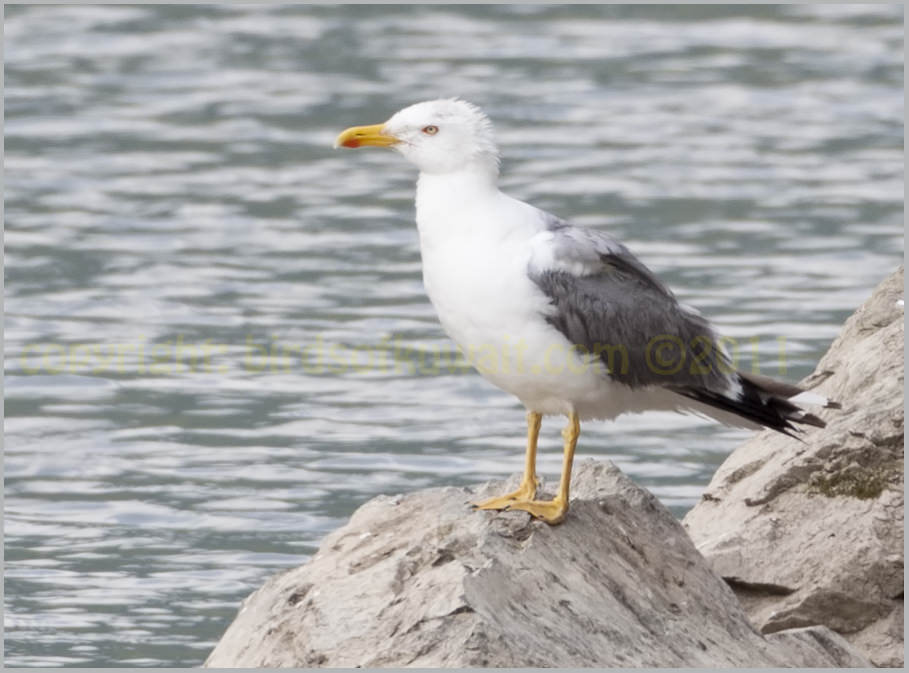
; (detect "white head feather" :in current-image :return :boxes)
[383,98,500,175]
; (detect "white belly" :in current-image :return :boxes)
[414,181,683,421]
[417,217,618,418]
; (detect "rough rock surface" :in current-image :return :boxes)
[684,267,904,667]
[206,461,869,667]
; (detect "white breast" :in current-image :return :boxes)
[415,182,629,417]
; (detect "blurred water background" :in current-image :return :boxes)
[4,3,903,667]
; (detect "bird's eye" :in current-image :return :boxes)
[422,125,439,135]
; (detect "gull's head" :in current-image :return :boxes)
[334,98,499,175]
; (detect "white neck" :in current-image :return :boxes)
[415,162,500,225]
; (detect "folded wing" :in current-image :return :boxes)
[527,218,832,435]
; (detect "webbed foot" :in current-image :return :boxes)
[504,497,569,525]
[472,476,540,511]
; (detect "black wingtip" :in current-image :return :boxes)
[673,373,835,437]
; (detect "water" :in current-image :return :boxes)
[4,4,903,667]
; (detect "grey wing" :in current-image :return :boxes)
[528,219,830,434]
[528,221,736,395]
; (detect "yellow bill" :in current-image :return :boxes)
[333,123,399,149]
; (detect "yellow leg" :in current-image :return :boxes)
[473,411,542,510]
[504,412,580,525]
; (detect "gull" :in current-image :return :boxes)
[334,99,834,524]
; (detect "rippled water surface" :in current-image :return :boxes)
[4,4,903,667]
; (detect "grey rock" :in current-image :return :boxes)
[206,461,870,667]
[684,267,904,667]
